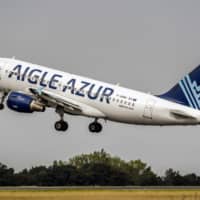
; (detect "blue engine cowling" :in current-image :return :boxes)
[7,92,45,113]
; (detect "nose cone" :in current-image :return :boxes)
[0,59,4,67]
[0,58,11,66]
[0,58,9,70]
[0,58,8,64]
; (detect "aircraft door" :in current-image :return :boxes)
[143,99,156,119]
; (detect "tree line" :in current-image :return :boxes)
[0,149,200,186]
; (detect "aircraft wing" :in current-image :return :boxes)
[29,88,105,118]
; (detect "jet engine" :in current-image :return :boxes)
[7,92,45,113]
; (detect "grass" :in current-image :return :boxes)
[0,189,200,200]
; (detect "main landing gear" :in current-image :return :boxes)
[54,106,68,132]
[88,119,103,133]
[54,107,103,133]
[55,120,68,131]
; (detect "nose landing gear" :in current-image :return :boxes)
[0,91,8,110]
[0,104,4,110]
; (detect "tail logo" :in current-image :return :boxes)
[179,75,200,109]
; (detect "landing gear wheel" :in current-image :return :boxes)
[0,104,4,110]
[55,106,68,132]
[55,121,68,131]
[0,91,7,111]
[89,122,102,133]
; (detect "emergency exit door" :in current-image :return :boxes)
[143,99,156,119]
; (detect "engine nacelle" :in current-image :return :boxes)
[7,92,45,113]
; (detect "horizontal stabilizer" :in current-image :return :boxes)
[170,109,197,120]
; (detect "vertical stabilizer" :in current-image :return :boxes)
[159,65,200,109]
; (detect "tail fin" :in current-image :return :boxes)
[159,65,200,109]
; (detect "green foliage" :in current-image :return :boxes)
[0,163,15,186]
[0,149,200,186]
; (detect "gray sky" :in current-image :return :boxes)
[0,0,200,175]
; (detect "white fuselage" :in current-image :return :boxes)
[0,58,200,125]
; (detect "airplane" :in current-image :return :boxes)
[0,57,200,133]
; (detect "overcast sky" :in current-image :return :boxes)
[0,0,200,175]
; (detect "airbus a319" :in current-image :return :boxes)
[0,58,199,133]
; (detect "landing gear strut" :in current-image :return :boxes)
[54,106,68,131]
[89,119,103,133]
[0,91,8,110]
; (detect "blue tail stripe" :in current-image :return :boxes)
[185,75,200,108]
[185,75,200,109]
[158,64,200,110]
[182,77,199,109]
[179,80,195,108]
